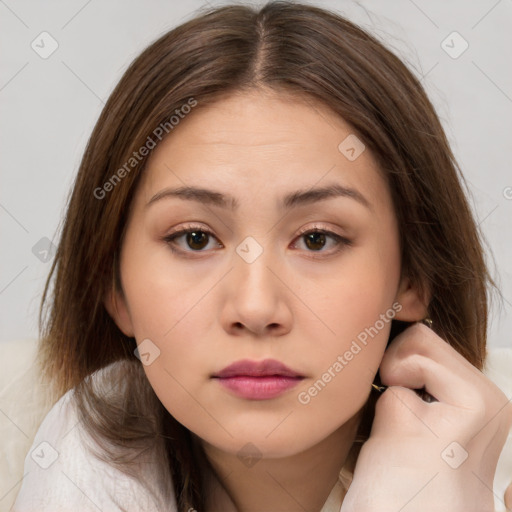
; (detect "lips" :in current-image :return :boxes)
[212,358,304,379]
[212,359,304,400]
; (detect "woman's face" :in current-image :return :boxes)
[107,88,425,458]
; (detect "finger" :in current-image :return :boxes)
[379,351,477,408]
[504,480,512,511]
[382,323,483,384]
[371,385,437,437]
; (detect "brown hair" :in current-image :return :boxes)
[36,1,498,509]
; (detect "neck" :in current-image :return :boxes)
[199,411,361,512]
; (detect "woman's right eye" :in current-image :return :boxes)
[163,226,222,255]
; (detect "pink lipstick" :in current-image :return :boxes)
[212,359,304,400]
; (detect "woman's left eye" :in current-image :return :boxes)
[293,227,352,254]
[163,225,352,256]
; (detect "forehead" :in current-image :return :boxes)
[136,89,392,215]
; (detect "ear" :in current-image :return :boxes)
[393,274,430,322]
[103,286,135,338]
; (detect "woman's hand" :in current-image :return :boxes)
[341,322,512,512]
[506,480,512,510]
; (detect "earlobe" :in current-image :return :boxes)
[393,275,430,322]
[103,286,135,338]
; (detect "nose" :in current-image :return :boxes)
[220,246,293,338]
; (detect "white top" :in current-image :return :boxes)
[11,382,176,512]
[10,362,347,512]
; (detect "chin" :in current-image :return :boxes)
[197,417,344,461]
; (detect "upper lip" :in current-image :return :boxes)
[212,359,304,378]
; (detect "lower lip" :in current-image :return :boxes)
[214,376,303,400]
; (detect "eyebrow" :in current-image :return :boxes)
[146,183,372,211]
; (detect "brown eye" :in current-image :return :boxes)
[293,228,352,255]
[303,231,327,251]
[185,230,209,250]
[164,226,222,254]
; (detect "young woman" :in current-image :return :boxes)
[12,1,512,511]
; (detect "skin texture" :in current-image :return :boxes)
[105,88,434,511]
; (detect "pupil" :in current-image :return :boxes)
[187,231,208,250]
[305,232,325,251]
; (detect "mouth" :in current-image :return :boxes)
[211,358,305,400]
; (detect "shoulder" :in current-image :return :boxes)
[11,360,177,512]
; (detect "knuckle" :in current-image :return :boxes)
[395,324,431,356]
[380,352,426,383]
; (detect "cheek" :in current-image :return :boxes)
[119,240,221,422]
[312,241,401,345]
[120,237,214,339]
[303,233,401,385]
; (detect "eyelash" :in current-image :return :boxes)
[162,223,352,258]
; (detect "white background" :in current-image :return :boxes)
[1,0,511,347]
